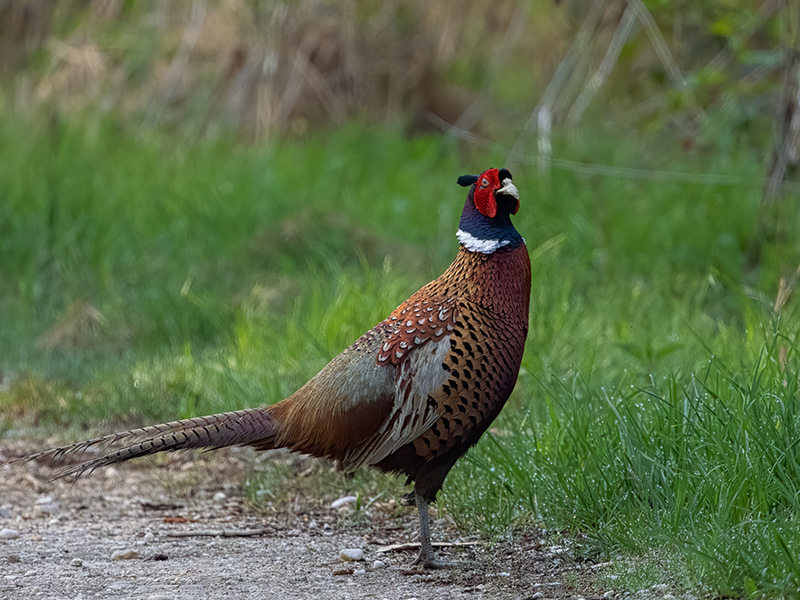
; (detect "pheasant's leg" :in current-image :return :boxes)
[411,493,455,569]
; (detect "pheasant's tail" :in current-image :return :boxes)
[4,407,278,480]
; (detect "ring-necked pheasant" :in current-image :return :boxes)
[7,167,531,568]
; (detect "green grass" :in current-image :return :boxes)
[2,113,800,596]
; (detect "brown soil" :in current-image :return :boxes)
[0,440,605,600]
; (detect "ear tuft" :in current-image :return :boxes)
[457,174,479,187]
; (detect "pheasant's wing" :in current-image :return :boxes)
[261,290,458,468]
[340,294,459,468]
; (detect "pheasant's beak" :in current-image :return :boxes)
[496,178,519,201]
[494,178,520,215]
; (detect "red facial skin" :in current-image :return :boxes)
[472,168,518,218]
[473,168,500,218]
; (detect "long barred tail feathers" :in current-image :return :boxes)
[4,407,278,481]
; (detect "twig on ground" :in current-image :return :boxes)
[165,527,268,538]
[376,541,480,553]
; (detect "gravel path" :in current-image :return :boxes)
[0,440,601,600]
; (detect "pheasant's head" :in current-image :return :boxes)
[457,168,519,218]
[455,168,523,254]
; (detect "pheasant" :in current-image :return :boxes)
[7,167,531,568]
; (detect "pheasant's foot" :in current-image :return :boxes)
[411,492,455,568]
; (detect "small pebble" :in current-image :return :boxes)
[71,558,83,567]
[353,568,366,576]
[339,548,364,562]
[111,549,140,561]
[330,496,358,510]
[372,560,386,569]
[143,532,156,544]
[147,594,174,600]
[213,491,227,502]
[32,495,59,516]
[0,507,12,518]
[0,528,19,540]
[23,570,35,577]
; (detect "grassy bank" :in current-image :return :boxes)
[1,115,799,596]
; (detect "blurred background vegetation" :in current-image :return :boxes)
[2,0,800,596]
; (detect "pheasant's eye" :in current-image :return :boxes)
[481,177,489,187]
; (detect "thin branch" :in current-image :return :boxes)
[144,0,207,127]
[567,3,638,126]
[165,528,268,538]
[713,62,781,116]
[296,56,347,125]
[273,46,314,129]
[430,112,791,188]
[763,0,800,204]
[452,0,530,132]
[508,0,605,166]
[706,0,779,73]
[425,112,483,144]
[521,155,768,186]
[376,541,481,553]
[626,0,705,121]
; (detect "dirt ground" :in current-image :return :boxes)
[0,440,606,600]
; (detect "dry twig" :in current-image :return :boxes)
[376,540,480,553]
[165,528,268,538]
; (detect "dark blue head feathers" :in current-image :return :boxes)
[457,174,479,187]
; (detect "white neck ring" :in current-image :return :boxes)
[456,229,511,254]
